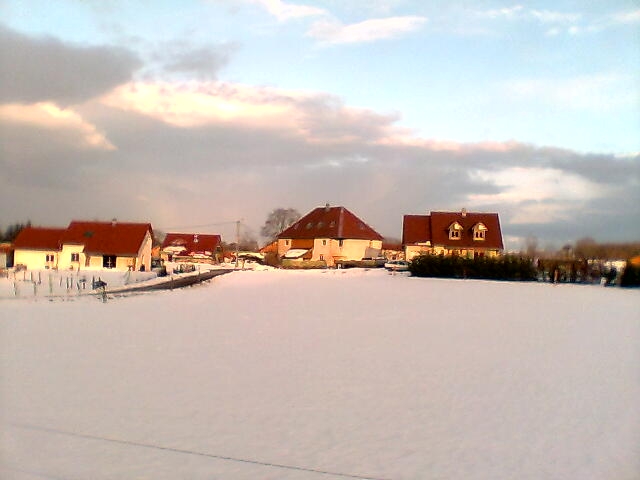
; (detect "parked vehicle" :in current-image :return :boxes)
[384,260,409,271]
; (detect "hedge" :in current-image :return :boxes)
[409,254,537,281]
[620,263,640,288]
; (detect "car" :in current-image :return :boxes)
[384,260,409,271]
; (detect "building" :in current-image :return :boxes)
[0,243,13,269]
[403,209,503,261]
[160,233,223,263]
[277,204,383,267]
[13,220,153,272]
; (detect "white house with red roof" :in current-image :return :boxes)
[277,204,383,267]
[402,209,503,261]
[13,220,153,272]
[160,233,223,263]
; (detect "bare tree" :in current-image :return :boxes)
[261,208,301,243]
[524,235,538,258]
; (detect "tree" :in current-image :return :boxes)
[1,221,31,242]
[524,235,538,258]
[260,208,301,243]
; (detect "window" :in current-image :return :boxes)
[285,240,290,246]
[448,222,463,240]
[45,254,55,262]
[338,239,344,247]
[319,254,324,261]
[472,223,488,241]
[322,239,327,245]
[71,253,80,262]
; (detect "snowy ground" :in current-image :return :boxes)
[1,269,638,480]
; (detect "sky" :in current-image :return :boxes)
[0,0,638,249]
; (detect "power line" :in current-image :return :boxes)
[11,423,392,480]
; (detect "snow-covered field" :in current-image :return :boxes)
[1,269,638,480]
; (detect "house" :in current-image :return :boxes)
[0,242,13,269]
[277,204,383,267]
[13,220,153,272]
[403,209,503,261]
[160,233,222,263]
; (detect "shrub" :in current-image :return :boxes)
[409,254,537,282]
[620,263,640,288]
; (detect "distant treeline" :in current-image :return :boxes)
[572,238,640,260]
[0,221,31,243]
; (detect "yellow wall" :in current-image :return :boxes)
[58,244,85,271]
[405,244,502,260]
[14,249,59,270]
[279,238,382,267]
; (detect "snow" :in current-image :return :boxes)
[1,269,639,480]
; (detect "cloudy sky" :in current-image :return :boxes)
[0,0,638,249]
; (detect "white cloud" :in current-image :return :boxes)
[308,16,427,44]
[0,102,115,150]
[478,5,525,20]
[529,9,581,24]
[503,74,639,111]
[610,9,640,24]
[249,0,327,22]
[467,167,607,224]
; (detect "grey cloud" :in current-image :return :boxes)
[161,44,237,79]
[0,24,141,105]
[2,91,638,246]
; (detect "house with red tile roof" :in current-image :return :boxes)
[403,209,503,260]
[13,220,153,271]
[160,233,222,263]
[277,204,383,267]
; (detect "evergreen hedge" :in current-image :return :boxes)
[620,263,640,288]
[409,254,537,281]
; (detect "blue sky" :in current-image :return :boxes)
[0,0,638,248]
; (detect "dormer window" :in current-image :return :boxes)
[472,223,488,241]
[448,222,463,240]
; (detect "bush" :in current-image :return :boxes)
[409,254,537,282]
[281,259,327,269]
[620,263,640,288]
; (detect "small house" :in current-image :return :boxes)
[403,209,503,261]
[277,204,383,267]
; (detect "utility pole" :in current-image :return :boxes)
[235,220,240,268]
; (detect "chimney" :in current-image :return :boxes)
[325,203,331,212]
[193,234,199,244]
[111,218,117,227]
[461,208,467,217]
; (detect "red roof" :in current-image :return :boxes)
[14,227,67,250]
[403,211,503,250]
[63,221,152,255]
[278,206,383,241]
[14,221,152,255]
[161,233,221,255]
[402,215,431,245]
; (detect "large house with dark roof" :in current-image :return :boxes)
[403,209,503,260]
[277,204,383,267]
[14,220,153,272]
[160,233,223,263]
